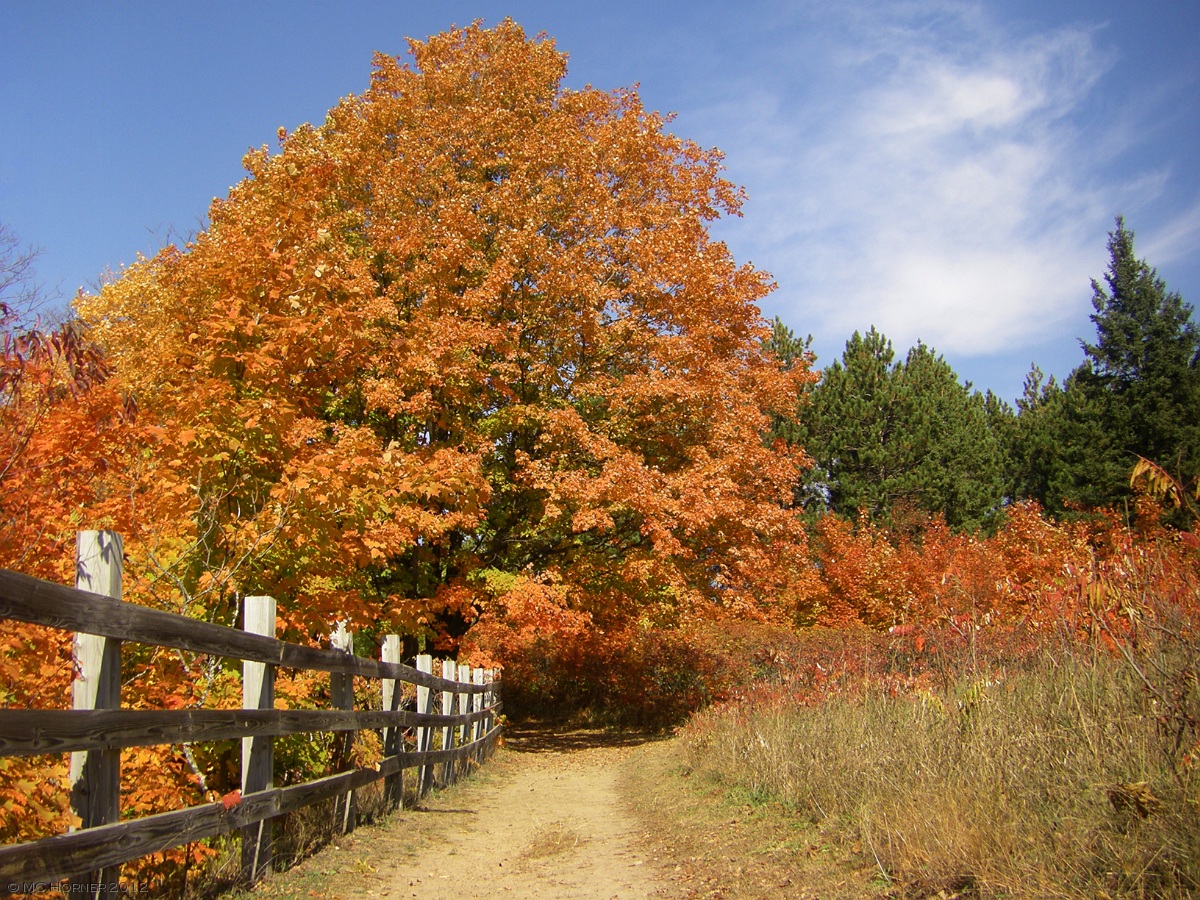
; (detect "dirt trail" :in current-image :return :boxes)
[290,728,677,899]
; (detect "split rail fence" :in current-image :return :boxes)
[0,530,502,894]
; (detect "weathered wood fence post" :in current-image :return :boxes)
[490,668,501,750]
[241,595,275,884]
[484,669,496,746]
[440,660,456,786]
[380,634,403,810]
[70,530,123,897]
[471,668,484,764]
[457,663,471,781]
[330,621,355,834]
[415,654,433,796]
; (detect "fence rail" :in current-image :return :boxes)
[0,531,502,894]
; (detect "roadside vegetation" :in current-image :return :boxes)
[645,475,1200,897]
[677,618,1199,897]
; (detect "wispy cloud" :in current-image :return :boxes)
[1141,199,1200,277]
[685,2,1143,366]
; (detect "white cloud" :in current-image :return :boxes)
[863,67,1029,138]
[690,2,1121,366]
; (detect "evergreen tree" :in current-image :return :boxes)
[1004,364,1067,510]
[800,327,899,522]
[982,388,1017,502]
[796,328,1004,531]
[762,317,814,449]
[1059,218,1200,512]
[894,342,1006,531]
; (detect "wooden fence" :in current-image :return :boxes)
[0,531,502,895]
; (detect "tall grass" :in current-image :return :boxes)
[681,631,1199,897]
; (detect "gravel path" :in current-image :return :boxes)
[301,728,677,900]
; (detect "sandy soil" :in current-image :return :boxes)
[281,727,679,900]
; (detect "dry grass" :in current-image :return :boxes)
[621,737,892,898]
[678,639,1200,898]
[519,823,586,860]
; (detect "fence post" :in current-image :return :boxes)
[330,621,356,834]
[241,595,276,884]
[491,668,502,727]
[457,663,471,780]
[440,659,456,786]
[70,530,123,897]
[415,654,433,796]
[471,667,484,764]
[380,634,403,810]
[484,668,496,754]
[494,669,503,755]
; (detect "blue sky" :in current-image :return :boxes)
[2,1,1197,403]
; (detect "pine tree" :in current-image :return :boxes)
[982,388,1016,501]
[894,342,1005,531]
[1059,218,1200,512]
[762,316,815,449]
[796,328,1004,531]
[799,327,898,522]
[1004,365,1066,509]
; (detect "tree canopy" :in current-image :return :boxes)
[789,327,1004,532]
[999,219,1200,518]
[75,21,814,648]
[1070,218,1200,506]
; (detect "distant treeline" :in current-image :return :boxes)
[768,217,1200,532]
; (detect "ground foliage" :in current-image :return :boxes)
[675,477,1200,897]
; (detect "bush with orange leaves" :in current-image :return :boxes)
[806,500,1199,636]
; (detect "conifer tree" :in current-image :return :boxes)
[1055,218,1200,513]
[763,316,814,449]
[796,328,1004,531]
[897,342,1005,531]
[1002,365,1065,510]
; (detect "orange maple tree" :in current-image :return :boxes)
[0,24,816,873]
[76,20,813,657]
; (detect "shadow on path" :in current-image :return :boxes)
[503,723,666,754]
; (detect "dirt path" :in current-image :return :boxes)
[265,728,678,899]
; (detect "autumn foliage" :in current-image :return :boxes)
[1,20,815,885]
[74,21,812,649]
[2,19,1199,894]
[0,302,139,851]
[805,500,1199,640]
